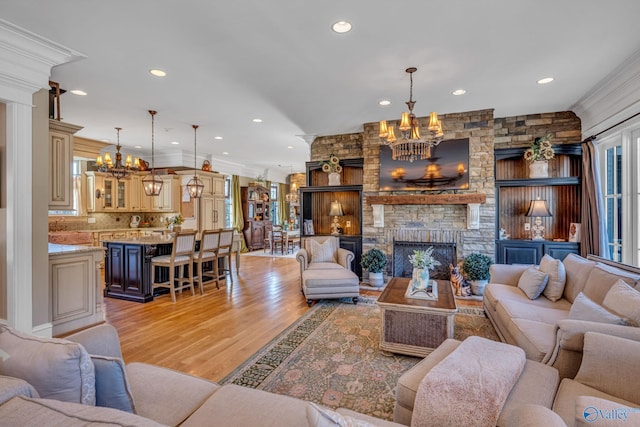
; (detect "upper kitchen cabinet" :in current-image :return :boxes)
[85,172,128,211]
[49,119,82,210]
[151,175,181,212]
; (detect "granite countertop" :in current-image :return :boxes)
[48,243,105,255]
[100,235,175,245]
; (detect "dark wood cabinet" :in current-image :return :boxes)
[495,143,582,264]
[300,158,363,278]
[241,185,273,250]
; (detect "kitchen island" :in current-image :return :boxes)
[102,234,242,302]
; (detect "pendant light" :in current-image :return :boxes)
[186,124,204,198]
[142,110,164,196]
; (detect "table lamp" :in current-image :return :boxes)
[525,198,552,240]
[329,200,344,235]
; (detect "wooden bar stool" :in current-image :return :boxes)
[217,229,235,284]
[151,231,197,302]
[194,229,221,293]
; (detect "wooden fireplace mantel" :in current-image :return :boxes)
[366,193,486,205]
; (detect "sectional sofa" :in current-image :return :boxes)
[485,253,640,379]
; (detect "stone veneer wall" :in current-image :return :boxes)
[308,109,581,268]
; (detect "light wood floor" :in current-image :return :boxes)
[103,255,480,383]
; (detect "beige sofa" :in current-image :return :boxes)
[0,323,398,427]
[485,253,640,379]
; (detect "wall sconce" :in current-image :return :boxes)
[329,200,344,235]
[526,198,552,240]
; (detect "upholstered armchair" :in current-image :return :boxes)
[296,236,354,277]
[295,236,360,305]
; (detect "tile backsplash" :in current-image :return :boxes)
[50,212,181,231]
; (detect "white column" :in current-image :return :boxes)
[5,102,33,332]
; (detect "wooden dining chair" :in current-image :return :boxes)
[217,229,235,284]
[194,229,221,293]
[150,231,197,302]
[271,225,284,254]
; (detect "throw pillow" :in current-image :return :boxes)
[539,254,567,302]
[305,402,379,427]
[0,325,95,405]
[517,266,549,300]
[602,279,640,326]
[91,355,136,413]
[568,292,628,325]
[308,239,337,263]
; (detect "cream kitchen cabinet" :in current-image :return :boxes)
[128,174,151,212]
[85,172,129,212]
[201,196,226,230]
[49,120,83,210]
[151,175,181,212]
[176,170,225,197]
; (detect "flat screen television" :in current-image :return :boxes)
[379,138,470,191]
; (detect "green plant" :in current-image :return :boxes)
[321,154,342,174]
[524,133,555,163]
[462,253,493,281]
[360,248,387,273]
[171,214,184,225]
[408,247,441,270]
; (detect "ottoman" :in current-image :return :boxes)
[302,263,360,306]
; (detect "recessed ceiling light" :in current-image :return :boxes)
[452,89,466,96]
[222,151,229,155]
[135,145,142,149]
[379,100,391,106]
[252,118,263,123]
[100,139,110,143]
[537,77,554,85]
[70,89,87,96]
[332,21,352,33]
[214,136,223,140]
[171,141,180,145]
[287,145,293,149]
[149,69,167,77]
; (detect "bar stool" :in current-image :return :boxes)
[217,229,234,284]
[150,231,197,302]
[194,229,221,293]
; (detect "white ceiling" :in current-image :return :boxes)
[3,1,640,180]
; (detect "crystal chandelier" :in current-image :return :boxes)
[142,110,164,196]
[96,127,139,180]
[285,182,299,204]
[379,67,444,162]
[186,124,204,198]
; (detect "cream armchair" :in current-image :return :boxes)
[295,236,360,306]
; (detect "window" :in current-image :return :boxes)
[597,117,640,265]
[225,175,232,228]
[270,184,279,223]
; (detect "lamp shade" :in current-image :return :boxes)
[328,200,344,217]
[525,199,552,217]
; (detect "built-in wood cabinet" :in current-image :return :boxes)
[49,119,82,210]
[241,185,272,250]
[495,143,582,263]
[300,158,363,277]
[128,174,151,211]
[176,170,226,231]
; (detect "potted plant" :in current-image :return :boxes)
[524,133,555,178]
[170,214,184,232]
[408,247,441,290]
[360,248,387,287]
[462,253,493,295]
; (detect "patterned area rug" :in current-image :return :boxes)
[221,297,499,420]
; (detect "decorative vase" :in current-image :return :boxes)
[529,160,549,178]
[368,271,384,288]
[470,279,489,296]
[411,268,430,290]
[328,172,341,186]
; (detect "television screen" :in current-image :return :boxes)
[379,138,470,191]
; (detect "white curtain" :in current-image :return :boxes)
[73,176,86,216]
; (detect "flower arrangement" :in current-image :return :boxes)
[171,214,184,225]
[524,134,555,163]
[408,247,441,271]
[321,154,342,174]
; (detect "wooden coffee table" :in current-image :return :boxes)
[377,277,458,357]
